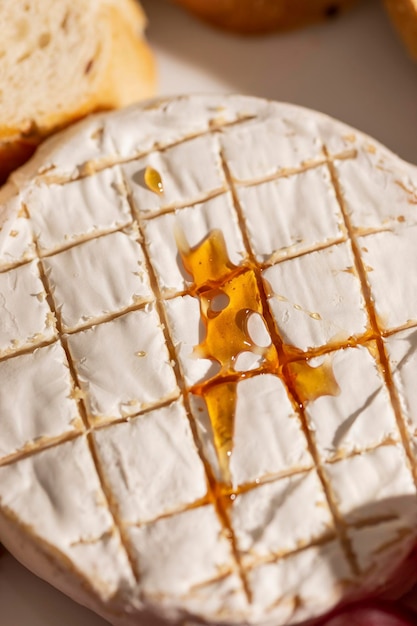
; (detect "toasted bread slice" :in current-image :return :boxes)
[0,0,156,183]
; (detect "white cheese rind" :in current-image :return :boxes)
[43,228,153,331]
[190,374,313,486]
[220,114,323,182]
[122,133,226,216]
[264,242,368,351]
[0,437,136,600]
[164,294,216,386]
[66,306,179,423]
[305,345,400,460]
[323,446,417,524]
[237,165,345,264]
[127,505,236,597]
[25,166,131,254]
[231,470,334,566]
[349,519,417,583]
[247,541,354,626]
[0,260,56,355]
[229,374,313,486]
[0,95,417,626]
[93,400,207,524]
[358,224,417,331]
[385,328,417,451]
[0,342,82,460]
[0,195,35,270]
[335,146,417,231]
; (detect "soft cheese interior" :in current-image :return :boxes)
[0,95,417,626]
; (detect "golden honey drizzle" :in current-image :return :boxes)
[285,358,339,406]
[144,166,164,195]
[177,230,340,485]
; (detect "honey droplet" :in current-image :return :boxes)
[144,166,164,195]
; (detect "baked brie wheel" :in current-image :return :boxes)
[0,95,417,626]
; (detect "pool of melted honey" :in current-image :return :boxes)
[177,230,340,485]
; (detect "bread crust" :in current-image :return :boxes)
[0,140,38,188]
[170,0,361,34]
[384,0,417,60]
[0,0,156,184]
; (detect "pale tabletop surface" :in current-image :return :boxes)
[1,0,417,624]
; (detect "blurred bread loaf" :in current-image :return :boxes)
[170,0,361,34]
[0,0,155,183]
[384,0,417,60]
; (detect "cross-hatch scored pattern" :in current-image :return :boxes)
[1,113,417,608]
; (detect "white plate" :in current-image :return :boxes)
[1,0,417,624]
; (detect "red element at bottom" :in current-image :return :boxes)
[322,602,417,626]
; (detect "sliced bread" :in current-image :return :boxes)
[0,0,156,183]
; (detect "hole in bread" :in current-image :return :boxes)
[38,32,51,48]
[84,58,94,74]
[325,4,340,18]
[61,11,70,31]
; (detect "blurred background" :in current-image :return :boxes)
[0,0,416,624]
[141,0,417,163]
